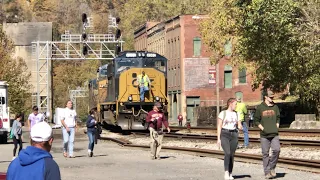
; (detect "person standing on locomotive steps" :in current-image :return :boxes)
[254,90,280,179]
[137,71,151,102]
[86,108,98,157]
[146,102,170,160]
[61,100,77,158]
[217,98,243,180]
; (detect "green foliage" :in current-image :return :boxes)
[200,0,320,114]
[0,25,31,114]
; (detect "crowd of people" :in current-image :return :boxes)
[5,90,281,180]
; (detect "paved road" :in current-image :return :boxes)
[0,130,319,180]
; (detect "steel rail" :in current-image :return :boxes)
[170,126,320,136]
[100,136,320,174]
[131,132,320,149]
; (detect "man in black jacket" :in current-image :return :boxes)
[254,90,280,179]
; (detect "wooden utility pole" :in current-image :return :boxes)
[216,62,220,119]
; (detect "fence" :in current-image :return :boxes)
[193,100,225,127]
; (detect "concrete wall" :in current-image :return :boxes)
[3,22,53,95]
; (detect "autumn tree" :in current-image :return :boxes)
[0,25,31,114]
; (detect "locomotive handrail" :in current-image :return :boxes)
[132,107,148,117]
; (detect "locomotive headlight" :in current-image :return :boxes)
[128,95,133,101]
[155,96,160,102]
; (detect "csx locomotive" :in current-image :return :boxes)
[89,51,168,130]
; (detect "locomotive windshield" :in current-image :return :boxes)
[114,52,167,74]
[143,58,166,73]
[115,58,141,73]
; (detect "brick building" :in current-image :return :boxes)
[134,15,262,125]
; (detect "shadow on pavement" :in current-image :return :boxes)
[233,175,252,179]
[276,173,286,178]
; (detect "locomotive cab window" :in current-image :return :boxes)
[143,59,166,72]
[115,59,141,74]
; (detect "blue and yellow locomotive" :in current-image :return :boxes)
[89,51,169,130]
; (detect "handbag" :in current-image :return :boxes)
[9,129,14,139]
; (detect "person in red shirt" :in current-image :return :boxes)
[146,102,170,160]
[177,113,183,126]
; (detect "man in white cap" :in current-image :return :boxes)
[6,122,61,180]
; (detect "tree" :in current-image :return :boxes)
[292,0,320,115]
[0,25,31,114]
[200,0,320,115]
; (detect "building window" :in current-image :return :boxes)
[235,91,243,100]
[239,68,247,83]
[224,65,232,88]
[193,37,201,56]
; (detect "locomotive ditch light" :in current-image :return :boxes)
[155,96,160,102]
[128,95,133,101]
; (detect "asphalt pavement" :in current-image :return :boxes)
[0,129,319,180]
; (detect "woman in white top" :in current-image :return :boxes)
[217,98,243,180]
[61,100,77,158]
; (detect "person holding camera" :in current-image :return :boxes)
[146,102,170,160]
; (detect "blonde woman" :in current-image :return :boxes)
[217,98,243,179]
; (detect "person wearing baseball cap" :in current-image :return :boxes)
[6,122,61,180]
[235,97,249,148]
[146,102,170,160]
[254,90,280,179]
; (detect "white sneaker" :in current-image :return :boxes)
[224,171,230,179]
[229,173,234,180]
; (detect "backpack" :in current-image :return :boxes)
[220,110,239,123]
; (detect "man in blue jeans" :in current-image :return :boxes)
[137,71,151,102]
[235,97,249,148]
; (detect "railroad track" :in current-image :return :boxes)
[170,126,320,137]
[131,132,320,149]
[100,136,320,174]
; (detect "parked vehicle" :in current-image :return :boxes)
[0,81,10,144]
